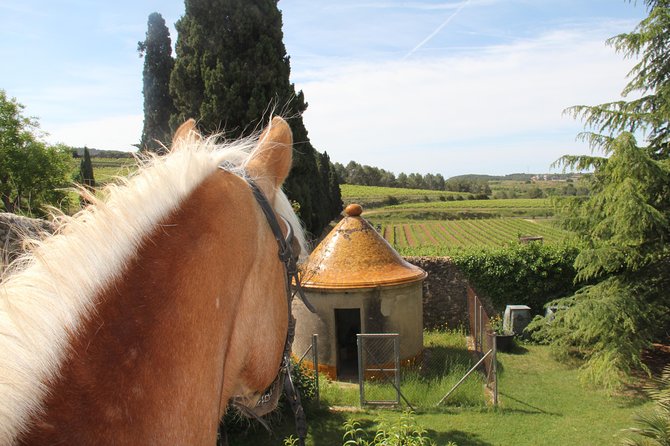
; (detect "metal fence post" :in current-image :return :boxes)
[478,304,483,352]
[472,296,479,352]
[357,334,364,406]
[312,334,319,408]
[394,335,400,405]
[492,334,498,407]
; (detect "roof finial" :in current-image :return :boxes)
[344,204,362,217]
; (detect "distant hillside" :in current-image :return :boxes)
[447,173,578,182]
[447,174,503,181]
[72,147,136,158]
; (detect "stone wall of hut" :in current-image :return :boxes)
[404,256,472,330]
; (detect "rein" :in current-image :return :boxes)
[217,165,315,446]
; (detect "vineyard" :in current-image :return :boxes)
[91,157,137,186]
[385,198,551,210]
[368,217,571,255]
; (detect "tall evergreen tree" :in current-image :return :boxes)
[78,146,95,207]
[169,0,336,234]
[138,12,175,154]
[79,147,95,189]
[532,0,670,390]
[321,152,343,217]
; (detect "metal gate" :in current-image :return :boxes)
[357,333,401,406]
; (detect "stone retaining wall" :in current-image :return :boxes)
[405,256,472,330]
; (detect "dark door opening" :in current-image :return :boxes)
[335,308,361,380]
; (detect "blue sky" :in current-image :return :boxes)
[0,1,647,177]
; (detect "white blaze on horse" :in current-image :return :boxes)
[0,117,307,445]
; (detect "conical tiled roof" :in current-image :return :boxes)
[299,204,427,289]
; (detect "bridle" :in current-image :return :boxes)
[217,165,316,446]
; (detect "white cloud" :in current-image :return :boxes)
[46,115,143,151]
[296,24,637,175]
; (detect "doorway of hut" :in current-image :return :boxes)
[335,308,361,380]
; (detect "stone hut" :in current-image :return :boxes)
[292,204,427,380]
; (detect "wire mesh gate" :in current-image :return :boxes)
[357,333,412,408]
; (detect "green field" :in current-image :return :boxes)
[341,184,465,207]
[367,198,554,220]
[91,157,137,186]
[341,184,554,219]
[367,218,570,254]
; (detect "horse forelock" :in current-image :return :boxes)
[0,127,304,444]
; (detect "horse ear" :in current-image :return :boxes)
[171,119,201,151]
[247,117,293,195]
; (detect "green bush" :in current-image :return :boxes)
[288,358,317,404]
[386,195,400,205]
[452,242,580,315]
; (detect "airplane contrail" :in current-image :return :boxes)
[403,0,472,60]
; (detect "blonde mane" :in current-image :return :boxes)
[0,122,306,445]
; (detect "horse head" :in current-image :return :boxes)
[1,117,307,445]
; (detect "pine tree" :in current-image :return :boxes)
[80,147,95,189]
[169,0,336,234]
[532,0,670,390]
[138,12,175,154]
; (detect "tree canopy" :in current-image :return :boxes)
[532,0,670,389]
[138,12,175,153]
[169,0,340,235]
[0,90,74,216]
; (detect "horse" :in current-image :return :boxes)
[0,117,308,445]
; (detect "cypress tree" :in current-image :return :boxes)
[169,0,336,234]
[317,151,343,218]
[328,163,343,217]
[78,146,95,207]
[80,147,95,189]
[138,12,175,153]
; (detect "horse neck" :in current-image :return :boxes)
[21,172,283,445]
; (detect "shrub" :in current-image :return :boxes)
[288,358,317,404]
[452,242,580,315]
[386,195,400,205]
[283,411,458,446]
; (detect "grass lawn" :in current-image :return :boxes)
[421,345,650,445]
[228,344,650,446]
